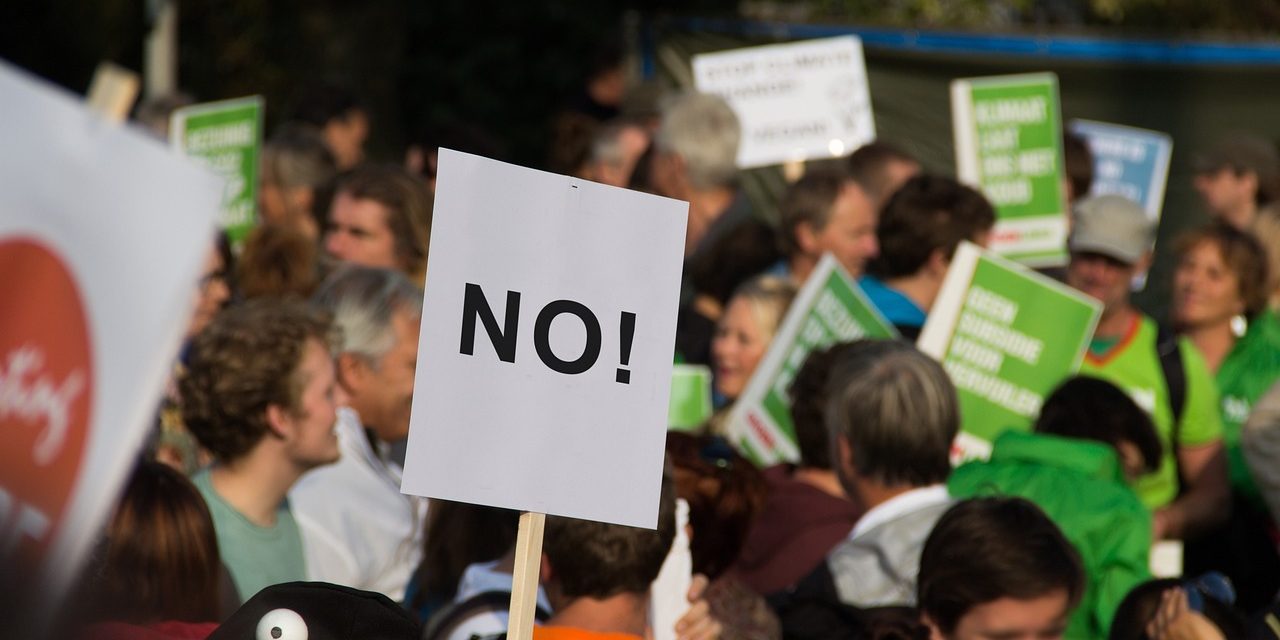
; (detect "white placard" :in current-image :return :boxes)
[693,36,875,169]
[401,149,688,529]
[0,61,223,622]
[650,498,693,640]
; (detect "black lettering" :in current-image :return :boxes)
[460,283,519,363]
[534,300,601,375]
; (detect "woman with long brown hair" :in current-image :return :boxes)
[79,460,227,639]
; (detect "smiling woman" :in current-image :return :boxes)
[710,275,798,406]
[1172,223,1280,607]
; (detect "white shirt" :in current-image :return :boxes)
[848,484,950,540]
[291,407,428,601]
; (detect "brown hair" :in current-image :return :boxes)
[665,432,767,579]
[868,174,995,280]
[1174,222,1271,319]
[918,497,1084,636]
[1062,130,1094,203]
[335,164,433,281]
[237,224,324,300]
[411,500,521,609]
[778,170,847,257]
[90,460,222,623]
[543,471,676,599]
[789,341,860,470]
[847,140,918,206]
[180,298,337,462]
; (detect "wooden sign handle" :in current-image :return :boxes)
[85,62,140,123]
[507,511,547,640]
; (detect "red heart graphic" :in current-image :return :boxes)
[0,236,93,582]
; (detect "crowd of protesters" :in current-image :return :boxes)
[57,41,1280,640]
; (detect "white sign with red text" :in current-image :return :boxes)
[0,60,223,621]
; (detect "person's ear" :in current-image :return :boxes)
[539,552,554,585]
[837,437,856,480]
[1241,170,1259,195]
[265,403,293,440]
[926,248,951,279]
[336,353,369,393]
[795,221,822,256]
[920,612,947,640]
[1136,251,1154,279]
[1116,440,1147,479]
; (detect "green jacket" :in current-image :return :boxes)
[949,431,1152,639]
[1217,309,1280,501]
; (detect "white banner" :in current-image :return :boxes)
[694,36,875,169]
[0,60,223,622]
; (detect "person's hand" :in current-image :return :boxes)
[1152,507,1183,541]
[1146,588,1225,640]
[675,574,722,640]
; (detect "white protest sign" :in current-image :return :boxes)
[402,149,687,529]
[0,61,222,626]
[693,36,875,169]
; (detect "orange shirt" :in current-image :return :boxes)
[533,625,643,640]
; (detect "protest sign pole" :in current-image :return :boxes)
[507,511,548,640]
[85,62,140,123]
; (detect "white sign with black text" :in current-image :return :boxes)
[693,36,875,169]
[401,149,688,529]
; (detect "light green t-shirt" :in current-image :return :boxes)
[193,469,307,603]
[1079,315,1224,509]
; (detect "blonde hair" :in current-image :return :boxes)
[729,275,798,343]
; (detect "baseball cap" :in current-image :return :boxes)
[1069,195,1153,265]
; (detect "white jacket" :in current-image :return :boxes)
[291,407,428,601]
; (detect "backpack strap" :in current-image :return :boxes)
[423,591,549,640]
[1156,324,1187,445]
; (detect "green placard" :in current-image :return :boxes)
[170,96,263,246]
[919,242,1100,459]
[952,73,1067,267]
[669,364,713,431]
[727,254,899,466]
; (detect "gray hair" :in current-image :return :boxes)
[590,121,637,168]
[825,340,957,487]
[264,122,337,190]
[654,92,741,189]
[312,265,423,363]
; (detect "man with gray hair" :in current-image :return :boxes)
[290,265,428,601]
[783,339,958,617]
[585,118,650,188]
[648,92,752,259]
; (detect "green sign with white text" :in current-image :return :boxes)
[171,96,263,246]
[952,74,1067,267]
[727,255,898,466]
[919,242,1100,460]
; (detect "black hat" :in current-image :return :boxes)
[208,582,422,640]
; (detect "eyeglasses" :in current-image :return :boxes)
[1182,571,1235,613]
